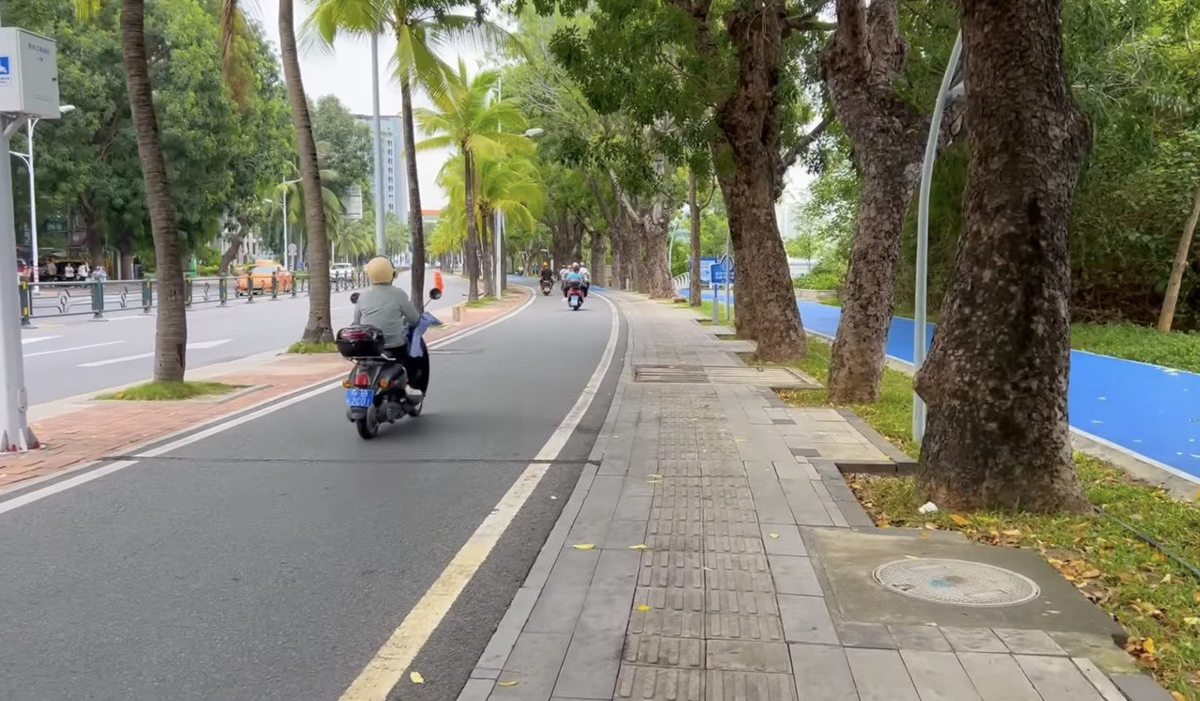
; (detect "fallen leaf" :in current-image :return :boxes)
[647,474,664,480]
[636,605,652,612]
[1160,573,1173,584]
[768,533,780,539]
[410,672,425,685]
[497,681,519,688]
[1194,591,1200,604]
[1144,638,1156,655]
[1001,529,1022,537]
[1183,617,1200,626]
[573,544,595,550]
[950,514,971,526]
[905,555,921,560]
[1079,569,1102,579]
[920,532,931,540]
[629,544,649,551]
[1170,692,1185,701]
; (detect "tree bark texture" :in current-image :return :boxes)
[689,170,703,306]
[914,0,1092,513]
[589,230,607,287]
[123,0,187,381]
[480,209,495,297]
[463,150,481,301]
[1157,181,1200,333]
[400,77,427,311]
[822,0,928,403]
[280,0,333,343]
[713,0,806,361]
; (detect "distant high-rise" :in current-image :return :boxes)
[353,114,408,224]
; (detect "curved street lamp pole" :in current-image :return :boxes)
[10,105,76,291]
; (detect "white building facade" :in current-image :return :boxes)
[353,114,409,224]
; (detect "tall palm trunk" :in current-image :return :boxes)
[689,170,702,306]
[463,150,481,300]
[280,0,332,343]
[400,77,427,311]
[123,0,186,381]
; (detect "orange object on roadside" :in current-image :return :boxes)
[433,269,444,292]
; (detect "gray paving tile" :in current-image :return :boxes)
[706,670,798,701]
[471,667,500,680]
[745,467,800,525]
[630,591,705,638]
[459,678,493,701]
[789,643,858,701]
[993,628,1067,656]
[565,475,625,544]
[761,525,808,556]
[888,624,952,652]
[706,612,785,642]
[1109,673,1177,701]
[1013,654,1105,700]
[706,639,792,673]
[956,653,1041,701]
[900,650,982,701]
[525,550,601,634]
[777,594,839,645]
[603,520,650,550]
[614,495,654,521]
[623,634,705,668]
[1072,658,1132,701]
[940,627,1007,653]
[492,632,572,701]
[845,648,919,701]
[706,589,780,617]
[639,549,705,589]
[554,630,625,700]
[768,555,823,596]
[592,549,643,591]
[778,478,836,527]
[834,621,896,649]
[615,665,704,701]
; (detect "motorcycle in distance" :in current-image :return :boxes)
[566,280,585,311]
[336,288,443,439]
[539,278,553,296]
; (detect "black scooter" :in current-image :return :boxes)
[539,278,553,295]
[337,288,442,439]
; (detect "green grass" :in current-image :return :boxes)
[1072,322,1200,374]
[288,342,338,354]
[765,337,1200,697]
[100,381,239,401]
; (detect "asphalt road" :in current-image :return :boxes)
[19,271,467,406]
[0,287,624,700]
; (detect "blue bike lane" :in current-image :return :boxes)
[689,289,1200,485]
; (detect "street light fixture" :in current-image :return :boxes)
[493,127,546,296]
[10,104,76,290]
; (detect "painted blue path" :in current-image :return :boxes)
[688,288,1200,483]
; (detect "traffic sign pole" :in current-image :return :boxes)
[0,116,37,451]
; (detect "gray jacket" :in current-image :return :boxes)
[353,283,421,348]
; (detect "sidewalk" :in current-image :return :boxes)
[462,292,1171,701]
[0,289,530,493]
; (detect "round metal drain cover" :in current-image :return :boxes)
[873,558,1040,607]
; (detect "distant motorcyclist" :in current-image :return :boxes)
[578,263,591,297]
[563,263,585,298]
[353,257,425,398]
[539,263,555,284]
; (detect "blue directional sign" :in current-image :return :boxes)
[699,257,718,285]
[710,257,735,285]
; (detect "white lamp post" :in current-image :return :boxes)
[10,104,75,290]
[493,127,545,296]
[280,178,300,269]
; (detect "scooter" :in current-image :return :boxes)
[540,279,553,296]
[337,288,443,439]
[566,281,585,311]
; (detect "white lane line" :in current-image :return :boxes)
[21,335,61,345]
[78,339,232,368]
[0,291,538,513]
[26,341,125,358]
[339,293,619,701]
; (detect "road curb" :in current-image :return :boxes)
[459,292,634,700]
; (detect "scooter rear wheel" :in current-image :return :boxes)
[356,407,380,439]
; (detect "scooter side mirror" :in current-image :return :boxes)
[429,288,443,300]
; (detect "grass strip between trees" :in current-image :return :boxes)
[774,337,1200,698]
[288,342,339,354]
[100,381,239,401]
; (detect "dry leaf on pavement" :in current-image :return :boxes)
[636,605,651,612]
[497,681,519,688]
[950,514,971,526]
[629,544,648,551]
[410,672,425,684]
[573,544,595,550]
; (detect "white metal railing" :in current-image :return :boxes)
[673,273,690,291]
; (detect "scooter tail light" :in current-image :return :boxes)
[354,372,371,388]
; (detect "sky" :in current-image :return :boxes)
[247,0,814,234]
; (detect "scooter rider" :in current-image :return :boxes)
[578,262,591,297]
[353,257,425,399]
[540,263,555,284]
[563,263,585,298]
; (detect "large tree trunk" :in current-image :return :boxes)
[689,170,702,306]
[714,1,806,362]
[1157,181,1200,333]
[914,0,1092,513]
[822,0,928,402]
[640,213,674,298]
[463,151,481,301]
[401,77,427,311]
[123,0,186,382]
[589,230,607,287]
[219,227,245,275]
[280,0,332,343]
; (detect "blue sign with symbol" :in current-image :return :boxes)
[699,257,718,285]
[711,257,735,285]
[0,57,10,84]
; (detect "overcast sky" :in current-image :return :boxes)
[246,1,813,231]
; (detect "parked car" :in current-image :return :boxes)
[330,262,354,281]
[237,261,293,295]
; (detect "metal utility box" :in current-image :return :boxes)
[0,28,60,119]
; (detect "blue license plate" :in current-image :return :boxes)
[346,389,375,407]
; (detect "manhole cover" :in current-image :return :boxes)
[873,558,1040,607]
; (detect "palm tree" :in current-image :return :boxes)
[308,0,515,308]
[77,0,187,381]
[416,62,529,300]
[221,0,333,343]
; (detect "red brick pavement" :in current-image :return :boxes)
[0,288,531,490]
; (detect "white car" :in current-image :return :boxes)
[330,262,354,280]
